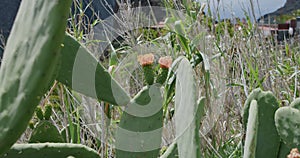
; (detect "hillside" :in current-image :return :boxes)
[259,0,300,23]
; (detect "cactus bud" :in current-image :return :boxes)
[137,53,155,85]
[35,106,44,120]
[44,104,52,120]
[29,121,35,130]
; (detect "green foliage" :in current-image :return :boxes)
[60,123,80,143]
[0,0,72,154]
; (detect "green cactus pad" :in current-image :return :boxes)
[290,98,300,109]
[174,57,203,158]
[275,106,300,147]
[243,100,259,158]
[0,143,100,158]
[242,88,280,158]
[115,84,163,158]
[29,121,64,143]
[57,34,130,106]
[0,0,72,154]
[277,142,295,158]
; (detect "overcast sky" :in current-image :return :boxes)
[197,0,286,20]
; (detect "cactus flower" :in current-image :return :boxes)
[158,56,172,68]
[137,53,154,66]
[287,148,300,158]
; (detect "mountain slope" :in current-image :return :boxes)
[259,0,300,22]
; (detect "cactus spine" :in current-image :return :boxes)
[0,0,72,154]
[0,143,100,158]
[242,88,280,158]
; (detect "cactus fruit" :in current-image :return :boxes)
[156,56,172,85]
[243,100,259,158]
[156,68,169,85]
[115,84,163,158]
[242,88,280,158]
[275,98,300,152]
[142,65,155,85]
[0,0,72,155]
[174,57,203,158]
[0,143,100,158]
[137,53,155,85]
[57,34,130,106]
[29,121,64,143]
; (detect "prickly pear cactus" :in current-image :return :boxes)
[277,142,295,158]
[275,98,300,153]
[57,34,130,106]
[115,84,163,158]
[0,143,100,158]
[242,88,280,158]
[0,0,72,154]
[174,57,203,158]
[29,121,64,143]
[243,100,259,158]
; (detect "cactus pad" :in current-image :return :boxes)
[0,143,100,158]
[0,0,72,154]
[242,88,280,158]
[29,121,64,143]
[275,100,300,148]
[115,84,163,158]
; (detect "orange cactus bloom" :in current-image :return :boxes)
[158,56,172,68]
[137,53,154,66]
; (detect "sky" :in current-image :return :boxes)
[197,0,287,20]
